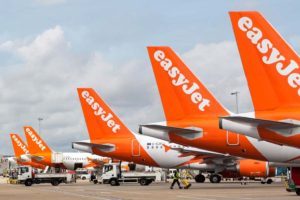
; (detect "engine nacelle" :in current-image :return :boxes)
[237,159,276,177]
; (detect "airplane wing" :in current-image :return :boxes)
[171,146,238,165]
[140,124,202,140]
[73,141,115,153]
[220,116,300,136]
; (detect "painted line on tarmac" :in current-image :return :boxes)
[31,187,122,200]
[177,194,229,199]
[177,195,216,200]
[85,187,153,195]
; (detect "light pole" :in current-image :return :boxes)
[38,117,43,134]
[231,91,239,114]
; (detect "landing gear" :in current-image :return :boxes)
[209,174,221,183]
[195,174,205,183]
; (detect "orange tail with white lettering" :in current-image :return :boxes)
[77,88,133,142]
[10,134,30,157]
[230,11,300,111]
[147,46,228,121]
[24,127,52,154]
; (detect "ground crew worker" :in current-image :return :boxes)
[170,169,182,189]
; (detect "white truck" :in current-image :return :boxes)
[94,163,157,186]
[17,166,75,186]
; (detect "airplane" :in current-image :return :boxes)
[138,46,300,166]
[218,11,300,150]
[23,126,108,170]
[9,133,46,169]
[73,88,277,183]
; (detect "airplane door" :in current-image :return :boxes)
[74,163,83,170]
[226,131,240,146]
[131,139,140,156]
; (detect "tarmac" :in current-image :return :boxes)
[0,179,298,200]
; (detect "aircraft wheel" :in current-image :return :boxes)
[195,174,205,183]
[209,174,221,183]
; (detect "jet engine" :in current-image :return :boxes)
[236,159,276,177]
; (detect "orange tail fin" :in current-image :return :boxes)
[77,88,133,142]
[230,11,300,111]
[147,46,228,121]
[10,134,30,157]
[24,127,52,154]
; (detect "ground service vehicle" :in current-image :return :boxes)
[76,169,91,180]
[17,166,74,186]
[95,163,156,186]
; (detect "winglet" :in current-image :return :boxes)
[230,11,300,111]
[147,46,228,121]
[24,126,52,154]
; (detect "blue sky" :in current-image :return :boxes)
[0,0,299,154]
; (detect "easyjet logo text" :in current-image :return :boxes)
[81,90,121,133]
[153,50,210,111]
[12,135,29,154]
[238,17,300,96]
[25,128,46,151]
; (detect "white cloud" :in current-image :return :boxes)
[0,26,252,155]
[182,41,253,113]
[0,26,162,154]
[16,26,68,63]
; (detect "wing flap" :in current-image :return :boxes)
[171,146,237,166]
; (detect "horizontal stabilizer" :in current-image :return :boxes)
[140,124,203,140]
[72,141,115,153]
[30,155,45,161]
[220,116,300,136]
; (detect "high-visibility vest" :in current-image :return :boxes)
[174,171,180,180]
